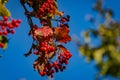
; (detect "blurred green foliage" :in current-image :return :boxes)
[79,0,120,77]
[0,35,8,49]
[0,0,11,17]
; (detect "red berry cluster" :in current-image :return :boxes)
[37,0,54,17]
[39,42,55,53]
[58,51,72,65]
[38,61,67,78]
[0,16,21,35]
[20,0,71,78]
[33,41,56,55]
[32,26,56,56]
[32,25,72,78]
[34,46,72,78]
[0,16,21,48]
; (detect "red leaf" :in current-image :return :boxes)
[54,26,71,43]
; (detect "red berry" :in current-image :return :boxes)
[39,71,44,76]
[1,26,6,30]
[3,16,8,21]
[39,8,44,12]
[14,23,19,27]
[33,51,38,55]
[61,18,67,22]
[0,21,3,25]
[6,21,10,26]
[0,31,2,35]
[12,19,16,24]
[0,43,4,48]
[53,61,58,66]
[10,29,15,34]
[8,24,14,28]
[49,63,53,68]
[65,60,68,65]
[3,31,8,35]
[17,19,22,23]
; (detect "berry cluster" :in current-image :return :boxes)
[33,41,56,55]
[37,0,55,18]
[32,25,72,78]
[0,16,21,35]
[33,45,72,78]
[38,60,68,78]
[0,16,21,48]
[21,0,71,78]
[38,42,55,53]
[58,51,72,65]
[35,0,63,25]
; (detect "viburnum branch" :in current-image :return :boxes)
[20,0,72,78]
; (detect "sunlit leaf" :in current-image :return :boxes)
[0,3,11,17]
[93,48,105,63]
[83,31,90,43]
[54,26,71,43]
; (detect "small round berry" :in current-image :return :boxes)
[0,43,4,48]
[3,31,8,35]
[17,19,22,23]
[10,29,15,34]
[33,51,37,55]
[0,31,2,35]
[39,71,45,76]
[3,16,8,21]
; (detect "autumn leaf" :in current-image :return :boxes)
[33,57,46,72]
[48,6,63,19]
[54,26,71,43]
[57,45,68,52]
[0,1,11,17]
[55,9,63,16]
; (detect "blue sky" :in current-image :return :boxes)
[0,0,120,80]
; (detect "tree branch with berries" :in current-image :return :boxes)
[0,0,21,52]
[20,0,72,78]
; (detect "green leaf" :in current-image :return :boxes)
[0,35,8,49]
[0,35,8,43]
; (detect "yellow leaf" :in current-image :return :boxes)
[55,9,63,16]
[0,3,11,17]
[93,48,105,63]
